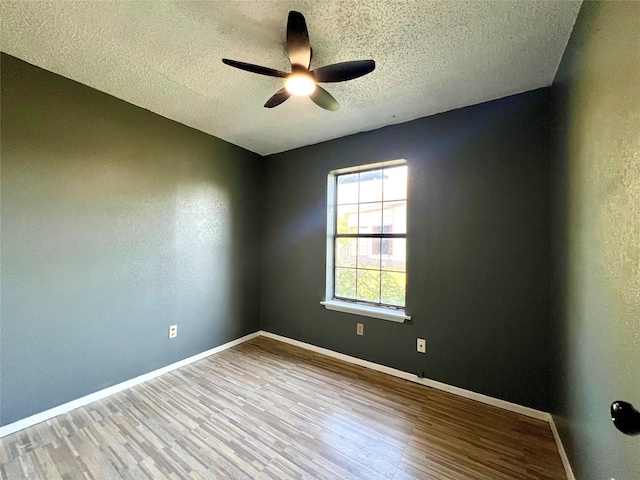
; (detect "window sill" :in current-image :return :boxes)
[320,300,411,323]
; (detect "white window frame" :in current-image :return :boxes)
[321,159,411,323]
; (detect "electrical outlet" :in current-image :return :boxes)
[357,323,364,336]
[417,338,426,353]
[169,325,178,339]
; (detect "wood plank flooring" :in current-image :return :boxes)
[0,337,566,479]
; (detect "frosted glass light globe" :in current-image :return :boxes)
[285,75,316,96]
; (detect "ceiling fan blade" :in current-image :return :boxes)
[222,59,288,78]
[264,88,291,108]
[313,60,376,83]
[309,86,340,111]
[286,11,311,68]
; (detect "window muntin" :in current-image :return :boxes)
[332,164,407,308]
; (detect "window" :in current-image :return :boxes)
[322,161,410,322]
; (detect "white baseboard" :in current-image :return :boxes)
[548,415,576,480]
[0,331,260,438]
[259,331,548,420]
[259,330,575,479]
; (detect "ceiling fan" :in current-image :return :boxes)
[222,11,375,111]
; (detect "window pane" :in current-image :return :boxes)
[382,201,406,234]
[335,238,357,267]
[358,202,382,233]
[337,174,358,205]
[331,162,407,310]
[337,204,358,234]
[357,238,380,270]
[383,165,407,201]
[335,268,357,299]
[359,170,383,203]
[357,270,381,303]
[381,272,406,306]
[381,238,406,272]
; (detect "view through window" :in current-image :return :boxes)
[333,164,407,308]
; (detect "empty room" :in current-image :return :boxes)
[1,1,638,479]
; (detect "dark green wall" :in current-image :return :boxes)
[0,54,262,426]
[552,2,640,478]
[260,88,556,411]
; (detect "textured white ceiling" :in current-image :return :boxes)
[0,1,581,155]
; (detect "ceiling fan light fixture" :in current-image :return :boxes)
[222,11,375,110]
[285,74,316,96]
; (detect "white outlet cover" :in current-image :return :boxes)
[169,325,177,338]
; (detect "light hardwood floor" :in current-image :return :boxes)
[0,337,566,479]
